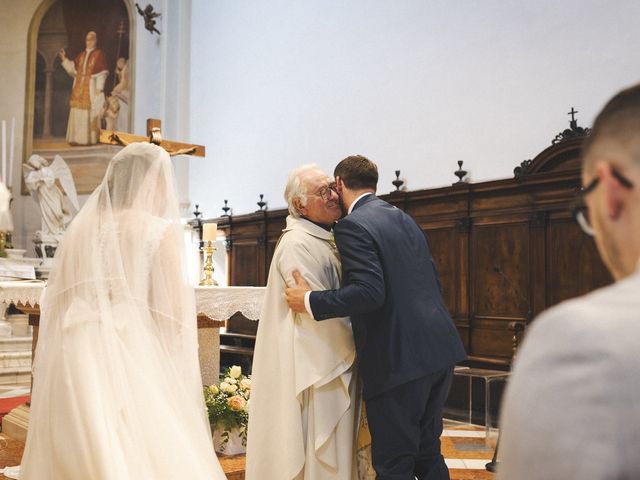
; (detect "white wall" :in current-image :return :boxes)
[189,0,640,217]
[0,0,44,251]
[0,0,192,250]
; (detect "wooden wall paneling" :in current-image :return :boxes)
[201,128,606,369]
[227,214,267,286]
[264,211,287,278]
[385,191,408,211]
[469,217,530,364]
[403,185,469,221]
[546,215,612,308]
[230,241,260,286]
[454,216,471,349]
[403,186,470,349]
[422,227,458,317]
[256,212,268,286]
[471,219,530,317]
[528,210,547,325]
[220,224,232,285]
[418,220,470,349]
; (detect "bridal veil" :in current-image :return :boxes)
[20,143,226,479]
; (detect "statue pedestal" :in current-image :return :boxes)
[33,234,58,260]
[33,233,57,280]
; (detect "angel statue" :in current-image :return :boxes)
[23,155,79,243]
[136,3,161,34]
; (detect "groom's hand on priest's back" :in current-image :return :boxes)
[285,270,311,313]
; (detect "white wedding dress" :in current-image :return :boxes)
[19,143,227,479]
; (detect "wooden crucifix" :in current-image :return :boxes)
[99,118,205,157]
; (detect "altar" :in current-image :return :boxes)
[195,286,265,383]
[0,282,265,382]
[0,281,266,440]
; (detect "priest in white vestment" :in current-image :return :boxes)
[246,165,358,480]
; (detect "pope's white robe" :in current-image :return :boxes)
[246,216,357,480]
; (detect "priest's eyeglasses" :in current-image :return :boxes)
[308,183,338,202]
[570,168,633,236]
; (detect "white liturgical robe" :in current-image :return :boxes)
[246,216,357,480]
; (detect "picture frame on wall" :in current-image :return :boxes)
[24,0,134,194]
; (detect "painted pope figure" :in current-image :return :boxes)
[59,31,109,145]
[246,165,358,480]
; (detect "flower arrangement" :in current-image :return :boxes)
[204,365,251,453]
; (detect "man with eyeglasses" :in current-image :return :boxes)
[498,84,640,480]
[285,155,466,480]
[246,165,359,480]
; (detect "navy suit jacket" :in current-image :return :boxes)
[310,195,466,399]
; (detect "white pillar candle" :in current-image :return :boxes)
[8,117,15,187]
[203,222,217,242]
[1,120,5,184]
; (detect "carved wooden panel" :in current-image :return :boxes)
[547,218,612,306]
[200,133,613,367]
[230,242,261,286]
[472,222,530,318]
[470,318,516,360]
[424,228,457,315]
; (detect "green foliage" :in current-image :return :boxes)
[204,365,251,451]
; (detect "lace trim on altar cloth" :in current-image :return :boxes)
[0,281,46,307]
[194,286,266,321]
[0,283,267,323]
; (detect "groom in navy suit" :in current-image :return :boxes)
[286,155,466,480]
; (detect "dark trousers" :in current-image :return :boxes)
[365,367,454,480]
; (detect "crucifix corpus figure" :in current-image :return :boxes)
[99,118,205,157]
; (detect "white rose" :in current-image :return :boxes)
[223,383,238,394]
[220,382,230,392]
[224,377,237,385]
[230,366,242,379]
[240,378,251,391]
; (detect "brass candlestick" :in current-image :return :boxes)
[199,240,218,286]
[0,232,6,258]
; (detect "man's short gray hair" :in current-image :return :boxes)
[284,164,324,217]
[583,83,640,173]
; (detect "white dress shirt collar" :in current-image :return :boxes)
[347,192,373,215]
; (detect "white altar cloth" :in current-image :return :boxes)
[195,286,266,321]
[0,282,266,321]
[0,281,45,307]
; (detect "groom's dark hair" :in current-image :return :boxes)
[334,155,378,191]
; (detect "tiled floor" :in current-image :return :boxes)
[442,421,496,479]
[0,419,497,479]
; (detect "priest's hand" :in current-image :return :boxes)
[285,271,310,314]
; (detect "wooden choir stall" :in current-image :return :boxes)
[199,115,611,425]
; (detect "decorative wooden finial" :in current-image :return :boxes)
[453,161,467,184]
[192,204,202,219]
[256,194,267,211]
[222,199,231,216]
[392,170,404,192]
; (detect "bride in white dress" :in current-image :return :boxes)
[19,143,227,479]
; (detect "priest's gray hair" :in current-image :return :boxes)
[284,164,324,218]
